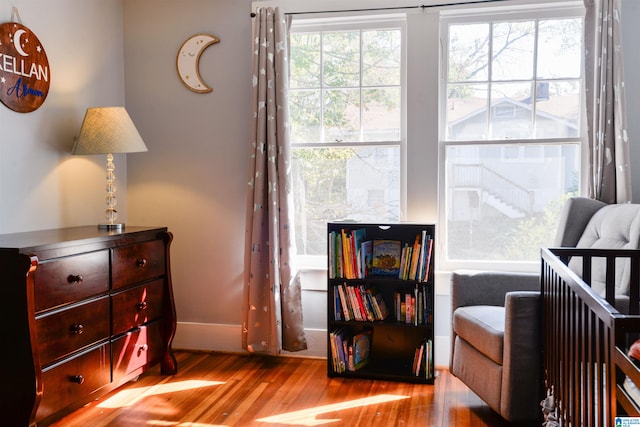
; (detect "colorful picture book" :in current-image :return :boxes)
[329,327,372,373]
[371,239,402,276]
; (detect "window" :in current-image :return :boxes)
[440,6,584,268]
[289,17,405,259]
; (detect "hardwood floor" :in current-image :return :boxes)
[51,351,536,427]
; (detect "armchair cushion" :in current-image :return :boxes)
[554,196,606,247]
[453,305,504,364]
[569,203,640,296]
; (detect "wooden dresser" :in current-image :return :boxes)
[0,226,177,427]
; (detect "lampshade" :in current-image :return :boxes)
[72,106,148,230]
[72,107,148,155]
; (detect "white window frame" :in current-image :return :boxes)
[289,15,408,273]
[253,0,584,285]
[437,2,586,273]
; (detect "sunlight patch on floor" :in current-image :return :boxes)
[254,394,411,426]
[97,380,225,409]
[147,422,227,427]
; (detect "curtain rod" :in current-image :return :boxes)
[250,0,510,17]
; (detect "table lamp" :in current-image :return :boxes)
[72,107,148,230]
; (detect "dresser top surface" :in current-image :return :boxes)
[0,226,168,254]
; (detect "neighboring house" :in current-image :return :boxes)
[446,90,580,220]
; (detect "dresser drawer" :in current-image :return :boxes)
[34,250,109,312]
[36,343,110,423]
[112,240,165,289]
[37,296,110,366]
[112,322,163,381]
[112,279,165,336]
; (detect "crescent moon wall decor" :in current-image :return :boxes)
[176,34,220,93]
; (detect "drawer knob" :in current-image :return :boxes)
[71,324,84,335]
[67,274,84,284]
[136,258,147,268]
[70,375,85,384]
[137,343,149,356]
[137,301,148,310]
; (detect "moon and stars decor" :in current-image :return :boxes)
[0,21,50,113]
[176,34,219,93]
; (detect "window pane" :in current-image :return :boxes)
[537,19,582,79]
[362,87,401,141]
[492,21,535,81]
[490,82,532,139]
[445,143,579,262]
[362,30,401,86]
[446,84,489,140]
[324,88,360,142]
[323,31,360,87]
[293,146,400,255]
[535,80,581,138]
[290,89,321,143]
[448,23,490,82]
[290,33,321,88]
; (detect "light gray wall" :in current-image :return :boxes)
[0,0,127,233]
[123,0,254,352]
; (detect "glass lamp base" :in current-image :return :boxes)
[98,223,125,231]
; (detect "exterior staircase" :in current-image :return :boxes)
[452,163,534,219]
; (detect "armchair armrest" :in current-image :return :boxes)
[501,290,542,420]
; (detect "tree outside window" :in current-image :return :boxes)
[290,22,403,256]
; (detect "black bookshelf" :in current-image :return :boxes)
[327,222,435,384]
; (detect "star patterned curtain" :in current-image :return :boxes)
[243,7,307,354]
[584,0,631,203]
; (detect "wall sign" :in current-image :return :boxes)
[176,34,219,93]
[0,22,50,113]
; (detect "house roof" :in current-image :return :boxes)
[447,94,580,129]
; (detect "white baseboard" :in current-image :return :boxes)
[173,322,451,366]
[172,322,327,358]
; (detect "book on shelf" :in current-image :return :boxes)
[329,228,369,280]
[408,234,421,280]
[394,284,432,325]
[329,226,433,282]
[367,287,389,320]
[334,282,390,322]
[372,239,402,276]
[329,327,349,373]
[361,240,373,278]
[334,287,342,321]
[413,338,433,378]
[329,327,372,373]
[352,228,366,279]
[420,236,434,282]
[398,231,433,281]
[352,330,372,370]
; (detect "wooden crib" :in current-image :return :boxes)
[541,247,640,426]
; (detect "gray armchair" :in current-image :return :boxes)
[449,196,622,422]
